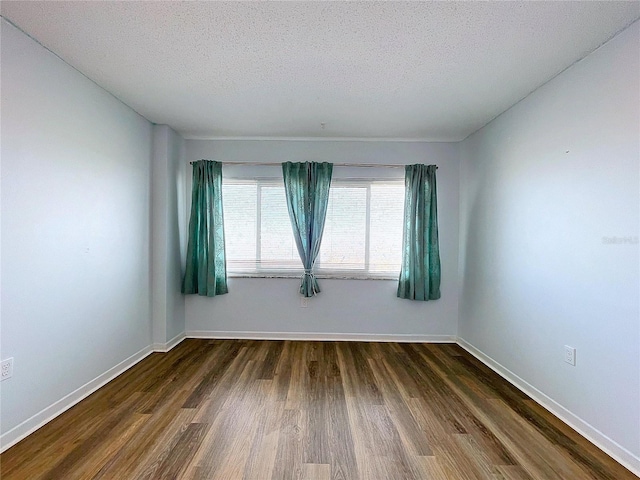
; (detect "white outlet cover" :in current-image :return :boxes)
[1,357,14,381]
[564,346,576,366]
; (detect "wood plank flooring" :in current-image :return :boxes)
[0,340,636,479]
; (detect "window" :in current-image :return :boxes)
[317,181,404,276]
[222,178,300,274]
[222,167,405,279]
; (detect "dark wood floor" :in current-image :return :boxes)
[0,339,635,479]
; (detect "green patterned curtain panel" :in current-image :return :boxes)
[282,162,333,297]
[182,160,228,297]
[397,164,441,301]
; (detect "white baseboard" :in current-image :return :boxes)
[186,330,456,343]
[0,344,153,453]
[456,338,640,477]
[152,332,186,352]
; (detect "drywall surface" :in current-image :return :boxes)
[167,128,187,342]
[459,21,640,467]
[1,20,153,445]
[151,125,186,347]
[185,140,459,338]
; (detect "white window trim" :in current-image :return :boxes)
[223,177,404,280]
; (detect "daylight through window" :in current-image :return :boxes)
[222,171,405,279]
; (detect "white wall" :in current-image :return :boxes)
[185,140,459,339]
[151,125,186,348]
[459,21,640,471]
[167,128,188,342]
[0,20,153,448]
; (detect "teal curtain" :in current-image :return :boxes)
[397,164,441,301]
[182,160,228,297]
[282,162,333,297]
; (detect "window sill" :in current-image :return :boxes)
[227,272,398,281]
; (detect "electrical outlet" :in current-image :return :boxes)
[1,358,14,381]
[300,297,308,308]
[564,346,576,366]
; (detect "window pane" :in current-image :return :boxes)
[318,186,367,270]
[260,186,300,269]
[369,183,404,273]
[222,183,257,271]
[221,173,405,279]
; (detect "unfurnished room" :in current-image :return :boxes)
[0,1,639,479]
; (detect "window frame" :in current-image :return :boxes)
[222,176,404,280]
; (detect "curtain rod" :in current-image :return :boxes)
[189,161,436,169]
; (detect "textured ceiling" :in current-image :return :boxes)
[2,1,639,141]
